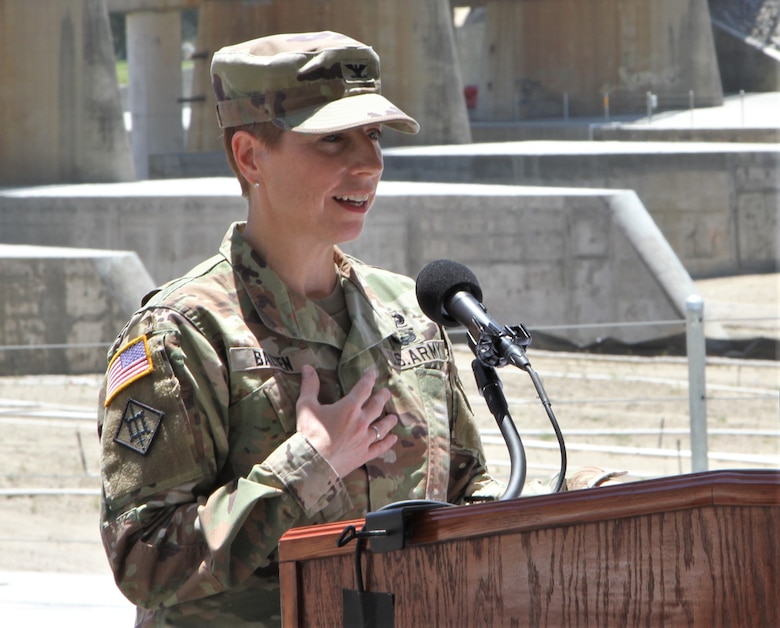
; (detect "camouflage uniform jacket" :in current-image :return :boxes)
[98,222,500,626]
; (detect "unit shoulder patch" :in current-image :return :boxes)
[114,398,165,455]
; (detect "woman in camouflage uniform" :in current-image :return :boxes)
[98,31,501,626]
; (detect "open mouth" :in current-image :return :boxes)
[334,193,370,209]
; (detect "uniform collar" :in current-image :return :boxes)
[219,222,397,349]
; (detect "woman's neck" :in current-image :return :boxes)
[241,219,338,299]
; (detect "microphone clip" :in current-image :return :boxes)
[470,323,532,368]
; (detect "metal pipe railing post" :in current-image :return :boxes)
[686,295,708,471]
[689,90,695,128]
[740,89,745,126]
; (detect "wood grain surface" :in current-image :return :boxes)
[280,470,779,627]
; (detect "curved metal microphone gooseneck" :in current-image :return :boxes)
[471,359,527,499]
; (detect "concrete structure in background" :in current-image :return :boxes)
[76,0,473,173]
[381,140,780,278]
[101,1,199,177]
[713,25,780,92]
[710,0,780,93]
[0,180,245,286]
[472,0,723,120]
[126,10,184,178]
[353,184,700,349]
[0,0,134,186]
[5,0,766,183]
[0,245,155,375]
[0,179,700,374]
[184,0,470,152]
[0,1,777,375]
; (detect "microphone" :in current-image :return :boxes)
[415,259,532,369]
[416,260,567,494]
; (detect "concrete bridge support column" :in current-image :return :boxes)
[187,0,469,153]
[126,10,184,179]
[0,0,134,185]
[475,0,723,121]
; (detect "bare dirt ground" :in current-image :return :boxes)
[0,274,777,580]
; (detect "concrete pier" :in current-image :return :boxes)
[474,0,723,120]
[0,0,134,185]
[126,10,184,178]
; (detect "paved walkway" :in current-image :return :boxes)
[0,570,135,626]
[621,90,780,129]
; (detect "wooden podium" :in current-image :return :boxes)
[279,470,779,626]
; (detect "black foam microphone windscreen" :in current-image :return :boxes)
[415,259,483,327]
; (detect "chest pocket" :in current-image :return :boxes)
[224,375,295,478]
[225,345,342,478]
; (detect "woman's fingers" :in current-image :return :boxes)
[298,364,321,403]
[369,414,399,443]
[343,368,379,408]
[295,365,400,476]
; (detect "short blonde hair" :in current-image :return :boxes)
[222,122,284,197]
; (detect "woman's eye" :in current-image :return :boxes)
[368,129,383,141]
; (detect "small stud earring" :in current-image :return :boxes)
[253,182,260,189]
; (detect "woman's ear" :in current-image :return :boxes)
[231,130,265,185]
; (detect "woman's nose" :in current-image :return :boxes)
[351,134,384,176]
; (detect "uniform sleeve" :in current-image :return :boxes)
[98,308,351,610]
[443,332,505,503]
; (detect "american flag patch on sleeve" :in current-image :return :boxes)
[104,336,154,407]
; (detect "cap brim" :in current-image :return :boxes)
[279,92,420,134]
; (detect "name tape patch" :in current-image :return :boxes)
[229,346,316,374]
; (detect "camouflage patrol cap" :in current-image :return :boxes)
[210,31,420,134]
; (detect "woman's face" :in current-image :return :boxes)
[255,124,384,248]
